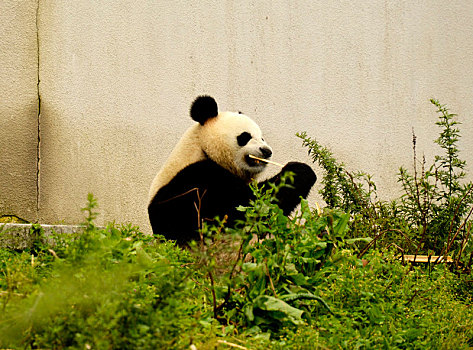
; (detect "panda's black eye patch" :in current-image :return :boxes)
[237,132,252,146]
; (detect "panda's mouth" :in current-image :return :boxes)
[245,154,268,168]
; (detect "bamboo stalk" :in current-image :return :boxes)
[248,154,283,167]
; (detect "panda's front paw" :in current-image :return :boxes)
[282,162,317,188]
[274,162,317,215]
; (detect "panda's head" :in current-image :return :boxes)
[191,95,273,182]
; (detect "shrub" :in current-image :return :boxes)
[0,195,199,349]
[398,100,473,264]
[298,100,473,271]
[1,190,472,349]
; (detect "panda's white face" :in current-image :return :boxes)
[148,96,273,203]
[200,111,272,181]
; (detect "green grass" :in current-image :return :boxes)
[1,195,472,349]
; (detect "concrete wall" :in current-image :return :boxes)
[0,0,39,222]
[2,1,473,233]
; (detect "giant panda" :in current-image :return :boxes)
[148,95,316,245]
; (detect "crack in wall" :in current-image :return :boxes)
[35,0,41,218]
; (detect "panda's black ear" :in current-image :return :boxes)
[190,95,218,125]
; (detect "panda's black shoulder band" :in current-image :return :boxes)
[190,95,218,125]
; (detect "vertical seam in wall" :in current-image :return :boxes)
[35,0,41,218]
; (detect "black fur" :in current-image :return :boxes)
[190,95,219,125]
[237,132,252,146]
[148,160,316,245]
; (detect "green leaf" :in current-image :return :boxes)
[333,213,350,237]
[136,248,153,268]
[244,304,254,322]
[253,295,304,325]
[289,273,307,286]
[345,237,373,245]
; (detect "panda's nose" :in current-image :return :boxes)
[260,147,272,159]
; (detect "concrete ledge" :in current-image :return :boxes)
[0,223,85,249]
[401,254,453,263]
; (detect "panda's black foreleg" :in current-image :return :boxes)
[262,162,317,215]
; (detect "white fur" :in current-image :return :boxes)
[148,125,204,203]
[148,111,271,204]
